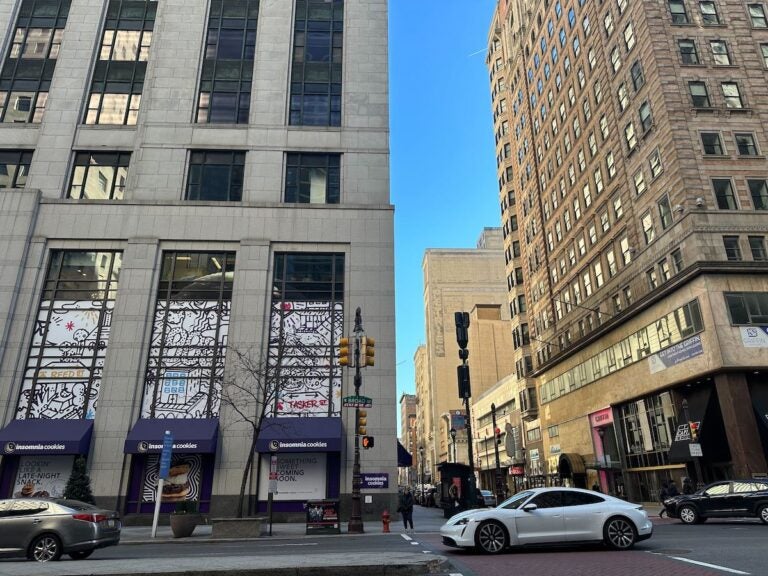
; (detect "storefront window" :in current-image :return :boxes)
[269,253,344,416]
[141,252,235,418]
[618,392,677,469]
[17,251,122,419]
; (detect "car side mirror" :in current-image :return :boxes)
[522,503,538,512]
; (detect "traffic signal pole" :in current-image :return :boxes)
[455,312,478,509]
[491,403,504,505]
[348,308,365,534]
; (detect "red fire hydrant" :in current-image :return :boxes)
[381,509,391,533]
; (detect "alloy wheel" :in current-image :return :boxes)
[605,517,636,550]
[476,521,507,554]
[679,505,698,524]
[759,505,768,525]
[31,535,61,562]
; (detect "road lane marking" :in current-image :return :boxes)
[411,541,419,545]
[401,534,412,541]
[670,557,750,575]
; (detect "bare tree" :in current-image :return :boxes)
[220,345,282,518]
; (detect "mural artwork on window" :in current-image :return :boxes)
[16,251,122,420]
[141,453,202,502]
[269,253,344,417]
[142,252,235,419]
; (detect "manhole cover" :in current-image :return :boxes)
[652,549,691,555]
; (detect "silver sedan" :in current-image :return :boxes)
[440,487,652,554]
[0,498,121,562]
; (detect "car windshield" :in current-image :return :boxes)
[54,499,99,512]
[498,490,534,509]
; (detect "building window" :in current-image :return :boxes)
[68,151,130,200]
[659,258,671,281]
[630,61,645,91]
[610,46,622,72]
[669,0,689,23]
[0,150,33,188]
[723,236,742,261]
[624,23,636,51]
[196,0,259,124]
[285,153,340,204]
[604,11,614,35]
[721,82,743,108]
[142,252,235,418]
[748,3,768,27]
[621,236,632,264]
[647,268,658,289]
[624,122,638,151]
[607,151,617,178]
[699,0,720,23]
[633,169,646,195]
[671,248,684,272]
[749,179,768,209]
[678,39,699,64]
[642,212,656,244]
[761,44,768,67]
[0,0,70,123]
[710,40,730,65]
[16,251,122,419]
[600,114,609,139]
[85,1,156,125]
[701,132,724,155]
[639,101,652,132]
[289,0,344,126]
[749,236,768,260]
[658,195,673,229]
[735,133,758,156]
[617,83,629,111]
[186,151,245,201]
[607,248,618,276]
[648,149,662,177]
[712,178,738,209]
[726,292,768,324]
[617,0,628,14]
[689,81,710,107]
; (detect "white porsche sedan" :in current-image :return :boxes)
[440,487,652,554]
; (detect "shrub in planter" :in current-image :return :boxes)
[170,500,201,538]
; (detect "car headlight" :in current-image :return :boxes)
[454,517,472,526]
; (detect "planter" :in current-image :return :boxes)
[210,517,267,538]
[170,513,201,538]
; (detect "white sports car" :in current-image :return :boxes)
[440,487,652,554]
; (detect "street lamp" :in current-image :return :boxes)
[419,445,425,489]
[450,428,457,462]
[490,403,504,505]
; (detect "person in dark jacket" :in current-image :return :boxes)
[682,477,695,495]
[658,483,669,518]
[398,486,415,533]
[668,481,680,497]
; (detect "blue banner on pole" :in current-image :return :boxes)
[159,431,173,480]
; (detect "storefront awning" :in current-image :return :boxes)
[0,418,93,455]
[397,440,412,467]
[558,453,587,477]
[255,417,342,453]
[123,418,219,454]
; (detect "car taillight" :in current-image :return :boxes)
[72,513,108,523]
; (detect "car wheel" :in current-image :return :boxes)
[603,516,637,550]
[29,534,62,562]
[474,520,508,554]
[678,505,699,525]
[759,504,768,525]
[68,550,94,560]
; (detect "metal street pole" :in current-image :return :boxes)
[419,446,425,488]
[491,403,504,505]
[450,428,457,462]
[348,308,364,534]
[455,312,477,508]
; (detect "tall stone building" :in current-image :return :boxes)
[417,228,515,483]
[398,393,417,485]
[0,0,395,519]
[488,0,768,501]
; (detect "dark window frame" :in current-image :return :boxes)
[186,150,246,202]
[67,151,131,200]
[284,152,341,204]
[0,149,33,188]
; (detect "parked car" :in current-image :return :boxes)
[663,479,768,524]
[440,487,652,554]
[479,490,497,507]
[0,498,121,562]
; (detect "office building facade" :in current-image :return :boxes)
[0,0,395,518]
[489,0,768,501]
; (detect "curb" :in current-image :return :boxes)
[119,531,441,545]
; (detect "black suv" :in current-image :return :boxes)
[664,479,768,524]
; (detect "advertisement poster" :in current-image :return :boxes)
[305,499,340,534]
[13,455,74,498]
[258,453,327,501]
[141,454,202,502]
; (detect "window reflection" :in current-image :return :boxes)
[68,152,130,200]
[0,150,33,188]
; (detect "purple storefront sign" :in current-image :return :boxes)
[361,473,388,489]
[648,335,703,374]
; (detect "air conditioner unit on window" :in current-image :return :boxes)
[14,96,31,112]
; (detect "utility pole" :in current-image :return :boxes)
[455,311,477,508]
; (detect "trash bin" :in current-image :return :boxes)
[305,499,341,535]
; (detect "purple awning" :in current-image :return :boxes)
[0,419,93,455]
[124,419,219,454]
[256,417,342,453]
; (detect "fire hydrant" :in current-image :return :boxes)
[381,509,391,533]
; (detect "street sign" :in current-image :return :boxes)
[269,454,278,494]
[689,443,703,457]
[159,431,174,480]
[342,395,372,408]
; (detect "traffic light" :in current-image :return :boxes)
[339,337,350,367]
[689,421,700,443]
[495,427,502,445]
[361,336,375,367]
[357,409,368,435]
[457,364,471,399]
[454,312,470,350]
[362,436,375,449]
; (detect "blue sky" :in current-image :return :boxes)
[390,0,500,399]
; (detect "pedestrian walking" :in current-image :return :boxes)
[398,485,415,533]
[682,477,695,495]
[658,482,669,518]
[668,480,680,497]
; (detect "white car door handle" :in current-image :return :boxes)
[32,519,42,524]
